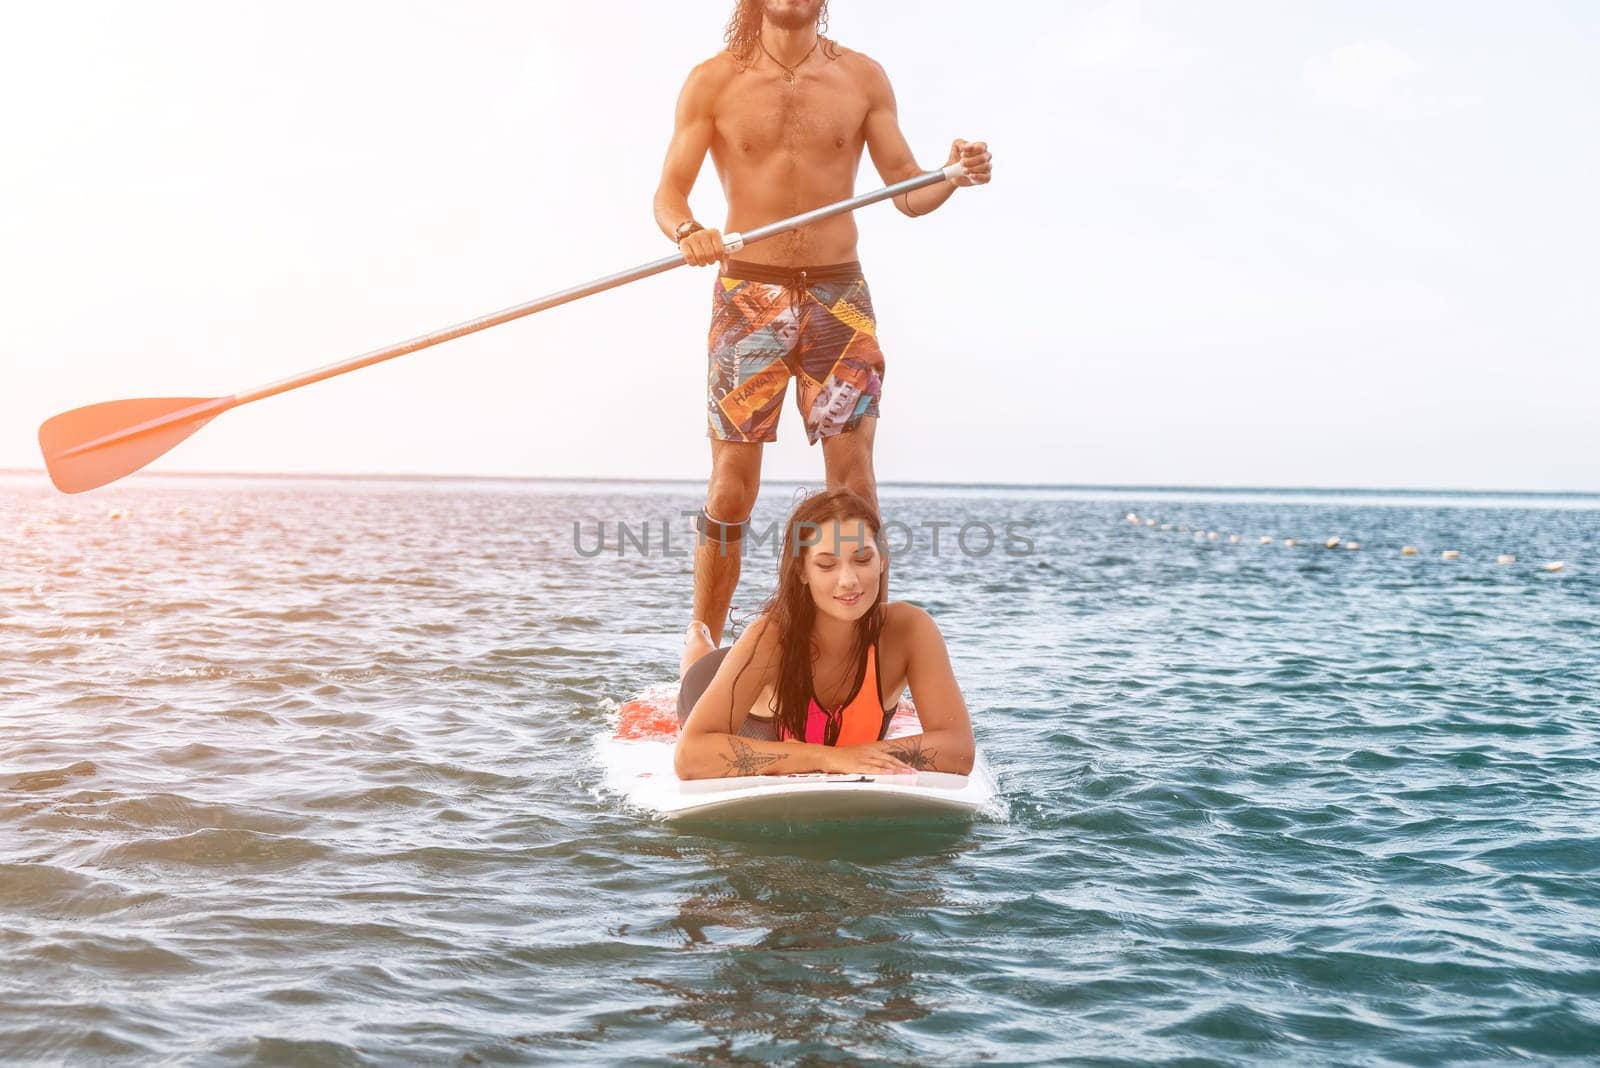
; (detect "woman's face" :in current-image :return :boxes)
[800,517,882,622]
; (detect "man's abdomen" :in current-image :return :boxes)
[713,146,868,267]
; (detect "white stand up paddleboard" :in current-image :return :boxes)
[599,687,998,823]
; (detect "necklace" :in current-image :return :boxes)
[758,36,818,84]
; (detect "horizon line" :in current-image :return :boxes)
[3,467,1597,499]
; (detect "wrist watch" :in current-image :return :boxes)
[673,219,704,243]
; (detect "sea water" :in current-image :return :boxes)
[2,473,1597,1065]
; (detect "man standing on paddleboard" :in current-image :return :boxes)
[654,0,993,672]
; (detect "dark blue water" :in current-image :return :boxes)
[2,474,1597,1064]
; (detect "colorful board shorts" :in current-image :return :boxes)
[706,259,885,444]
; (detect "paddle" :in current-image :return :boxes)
[39,163,968,494]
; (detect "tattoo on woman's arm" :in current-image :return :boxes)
[723,737,783,777]
[887,737,938,771]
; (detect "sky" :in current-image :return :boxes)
[3,1,1597,492]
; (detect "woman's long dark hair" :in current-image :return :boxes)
[723,0,840,68]
[729,488,886,740]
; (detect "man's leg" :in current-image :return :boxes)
[679,621,716,685]
[821,416,879,513]
[685,437,763,674]
[821,417,889,600]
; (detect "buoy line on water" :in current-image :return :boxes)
[1120,513,1568,573]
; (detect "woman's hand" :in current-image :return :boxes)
[819,744,916,776]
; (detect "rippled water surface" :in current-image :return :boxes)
[3,473,1598,1065]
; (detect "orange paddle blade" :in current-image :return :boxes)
[38,396,234,494]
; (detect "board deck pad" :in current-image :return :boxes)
[600,687,997,823]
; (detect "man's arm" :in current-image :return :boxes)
[859,57,992,218]
[653,59,726,266]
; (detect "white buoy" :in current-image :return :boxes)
[1228,534,1241,544]
[1259,536,1273,545]
[1126,513,1140,524]
[1401,545,1418,556]
[1441,550,1460,561]
[1325,536,1342,549]
[1207,531,1220,541]
[1284,538,1298,548]
[1346,542,1361,550]
[1146,518,1157,527]
[1544,561,1566,572]
[1160,523,1172,531]
[1497,554,1515,565]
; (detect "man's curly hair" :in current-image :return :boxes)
[723,0,840,68]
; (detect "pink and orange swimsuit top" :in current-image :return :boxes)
[778,641,898,747]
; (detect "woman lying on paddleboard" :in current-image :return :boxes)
[674,489,975,780]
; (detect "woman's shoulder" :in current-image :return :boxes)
[729,612,783,662]
[881,601,940,644]
[877,603,950,691]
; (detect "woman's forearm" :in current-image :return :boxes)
[875,730,974,775]
[674,730,974,780]
[674,733,823,780]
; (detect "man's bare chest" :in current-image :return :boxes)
[712,76,869,158]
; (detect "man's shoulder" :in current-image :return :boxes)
[828,44,892,90]
[675,51,742,114]
[686,50,743,87]
[826,43,879,70]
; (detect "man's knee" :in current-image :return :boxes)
[705,476,758,523]
[699,476,754,554]
[707,452,761,521]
